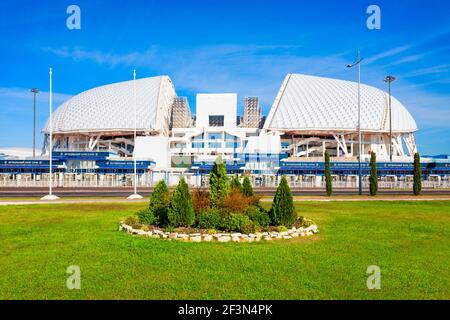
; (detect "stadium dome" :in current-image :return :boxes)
[264,74,418,133]
[44,75,176,135]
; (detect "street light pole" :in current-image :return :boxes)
[127,68,143,200]
[384,75,397,162]
[41,68,59,201]
[347,50,364,195]
[30,88,39,159]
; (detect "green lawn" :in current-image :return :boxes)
[0,201,449,299]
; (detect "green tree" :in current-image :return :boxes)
[324,151,332,196]
[270,176,296,227]
[209,156,230,207]
[242,176,254,197]
[413,152,422,196]
[369,152,378,196]
[148,179,170,226]
[168,177,195,227]
[230,174,242,191]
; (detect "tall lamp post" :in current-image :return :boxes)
[41,68,59,201]
[127,68,143,200]
[347,50,364,195]
[30,88,39,159]
[384,75,396,162]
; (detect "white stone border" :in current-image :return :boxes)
[119,222,319,243]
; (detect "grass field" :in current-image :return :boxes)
[0,201,449,299]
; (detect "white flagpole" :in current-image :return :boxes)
[41,67,59,200]
[128,68,143,200]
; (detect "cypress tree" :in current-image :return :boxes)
[168,177,195,227]
[230,173,242,191]
[369,152,378,196]
[149,179,170,225]
[324,151,332,196]
[242,176,254,197]
[413,152,422,196]
[270,176,295,227]
[209,156,230,207]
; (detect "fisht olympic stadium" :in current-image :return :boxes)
[1,73,449,188]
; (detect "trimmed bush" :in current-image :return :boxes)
[242,176,254,197]
[246,206,270,229]
[196,209,221,229]
[241,220,261,234]
[192,188,210,214]
[209,156,230,207]
[168,178,195,227]
[325,151,332,196]
[137,208,156,225]
[149,180,170,226]
[270,176,296,227]
[413,152,422,196]
[230,174,242,191]
[221,188,251,214]
[369,152,378,196]
[124,215,141,229]
[220,214,252,232]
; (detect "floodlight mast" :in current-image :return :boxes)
[347,50,364,196]
[384,75,397,162]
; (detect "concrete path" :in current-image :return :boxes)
[1,196,450,206]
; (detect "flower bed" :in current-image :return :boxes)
[121,158,318,243]
[119,222,319,243]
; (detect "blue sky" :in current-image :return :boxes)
[0,0,449,154]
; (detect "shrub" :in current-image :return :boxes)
[220,214,251,232]
[369,152,378,196]
[242,176,254,197]
[230,174,242,191]
[241,220,261,234]
[207,229,217,235]
[124,215,141,229]
[192,188,210,214]
[413,152,422,196]
[209,156,230,207]
[221,188,251,213]
[295,216,316,228]
[168,178,195,227]
[270,176,296,227]
[325,151,332,197]
[277,225,288,232]
[149,180,170,226]
[246,206,270,229]
[196,209,221,229]
[136,208,156,225]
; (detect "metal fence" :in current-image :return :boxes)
[1,175,449,189]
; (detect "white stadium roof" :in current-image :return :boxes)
[264,74,418,134]
[44,75,176,135]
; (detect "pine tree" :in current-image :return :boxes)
[149,179,170,225]
[230,174,242,191]
[324,151,332,197]
[242,176,254,197]
[270,176,295,227]
[413,152,422,196]
[369,152,378,196]
[168,177,195,227]
[209,156,230,207]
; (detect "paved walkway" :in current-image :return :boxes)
[1,196,450,206]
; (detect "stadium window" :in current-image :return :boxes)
[209,115,224,127]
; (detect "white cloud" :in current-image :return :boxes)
[41,44,450,131]
[364,46,411,64]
